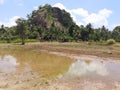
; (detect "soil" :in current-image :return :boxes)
[0,43,120,90]
[25,42,120,59]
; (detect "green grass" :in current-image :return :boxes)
[0,39,39,43]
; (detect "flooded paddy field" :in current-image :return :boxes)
[0,44,73,89]
[36,55,120,90]
[0,43,120,90]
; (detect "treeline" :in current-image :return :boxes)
[0,4,120,44]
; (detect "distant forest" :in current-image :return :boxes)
[0,4,120,44]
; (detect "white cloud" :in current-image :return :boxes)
[99,9,112,17]
[53,3,112,28]
[0,0,4,5]
[0,16,20,27]
[53,3,66,10]
[83,9,112,27]
[70,8,88,17]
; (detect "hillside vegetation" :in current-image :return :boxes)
[0,4,120,44]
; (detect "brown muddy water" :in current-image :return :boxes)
[0,47,73,89]
[0,52,120,81]
[0,48,72,77]
[0,46,120,89]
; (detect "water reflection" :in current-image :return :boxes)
[0,55,19,73]
[64,60,108,77]
[63,59,120,81]
[0,51,72,77]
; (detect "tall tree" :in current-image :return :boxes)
[80,24,93,41]
[100,25,110,41]
[16,18,28,45]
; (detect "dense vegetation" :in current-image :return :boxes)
[0,4,120,44]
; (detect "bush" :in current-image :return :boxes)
[25,39,39,42]
[106,39,116,45]
[60,36,74,42]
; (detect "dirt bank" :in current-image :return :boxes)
[25,42,120,59]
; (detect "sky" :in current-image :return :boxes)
[0,0,120,30]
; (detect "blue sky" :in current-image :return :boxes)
[0,0,120,30]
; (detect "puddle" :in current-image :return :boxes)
[0,49,72,77]
[0,55,19,73]
[63,59,120,82]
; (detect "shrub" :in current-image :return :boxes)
[106,39,116,45]
[60,36,74,42]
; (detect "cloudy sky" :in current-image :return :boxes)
[0,0,120,30]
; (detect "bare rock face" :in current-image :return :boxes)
[28,4,74,29]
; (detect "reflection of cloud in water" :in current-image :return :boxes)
[0,55,19,73]
[65,60,109,77]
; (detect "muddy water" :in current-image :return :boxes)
[0,48,74,89]
[0,51,120,81]
[63,57,120,82]
[0,48,73,77]
[0,46,120,89]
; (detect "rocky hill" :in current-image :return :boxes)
[28,4,75,29]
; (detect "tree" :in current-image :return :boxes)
[0,25,12,43]
[112,26,120,42]
[99,25,110,41]
[80,24,92,41]
[0,25,5,40]
[16,18,28,45]
[69,24,81,41]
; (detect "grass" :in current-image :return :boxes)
[0,39,39,43]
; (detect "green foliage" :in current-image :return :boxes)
[106,39,116,45]
[112,26,120,42]
[16,18,28,45]
[12,39,21,43]
[9,39,39,43]
[0,25,14,43]
[60,36,74,42]
[0,4,120,43]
